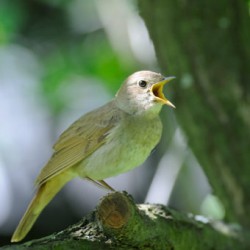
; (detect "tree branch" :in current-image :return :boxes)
[3,192,247,250]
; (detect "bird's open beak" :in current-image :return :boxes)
[151,76,176,108]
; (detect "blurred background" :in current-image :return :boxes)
[0,0,225,245]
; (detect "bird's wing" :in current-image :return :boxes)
[35,102,121,186]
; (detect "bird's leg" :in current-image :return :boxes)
[98,179,115,191]
[86,177,115,191]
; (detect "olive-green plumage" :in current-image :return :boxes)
[11,71,175,242]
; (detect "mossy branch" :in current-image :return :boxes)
[3,192,247,250]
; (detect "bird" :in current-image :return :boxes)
[11,70,175,242]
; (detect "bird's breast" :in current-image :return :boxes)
[78,115,162,180]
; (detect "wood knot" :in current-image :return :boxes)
[97,192,131,229]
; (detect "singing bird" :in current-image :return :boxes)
[11,70,175,242]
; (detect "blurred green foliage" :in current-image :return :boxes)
[0,0,135,114]
[0,1,26,43]
[41,33,131,114]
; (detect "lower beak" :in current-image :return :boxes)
[151,76,176,108]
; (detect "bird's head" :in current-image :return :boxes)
[115,71,175,115]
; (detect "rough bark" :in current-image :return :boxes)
[2,192,246,250]
[138,0,250,227]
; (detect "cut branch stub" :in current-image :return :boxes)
[97,191,132,229]
[96,191,172,249]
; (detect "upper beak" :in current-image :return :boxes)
[151,76,176,108]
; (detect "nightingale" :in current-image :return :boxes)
[11,70,175,242]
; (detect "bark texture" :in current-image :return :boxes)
[2,192,246,250]
[138,0,250,227]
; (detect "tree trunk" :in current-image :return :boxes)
[138,0,250,227]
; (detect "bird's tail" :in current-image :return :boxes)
[11,172,73,242]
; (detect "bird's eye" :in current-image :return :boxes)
[138,80,147,88]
